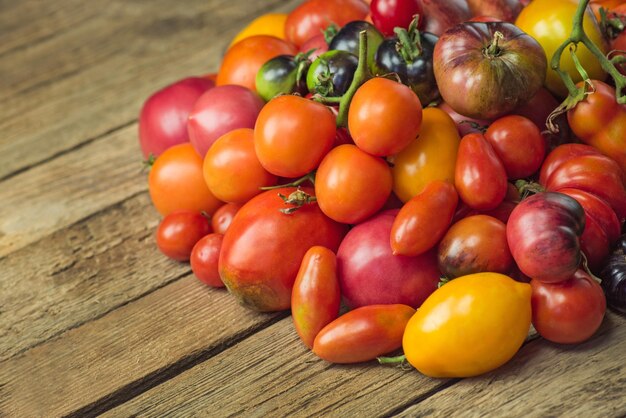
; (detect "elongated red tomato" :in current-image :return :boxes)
[291,246,341,349]
[390,180,458,256]
[455,133,507,210]
[312,304,415,363]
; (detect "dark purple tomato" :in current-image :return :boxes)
[306,50,358,97]
[329,20,384,74]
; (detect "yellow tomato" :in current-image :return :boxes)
[403,273,531,378]
[229,13,288,47]
[390,107,459,203]
[515,0,608,98]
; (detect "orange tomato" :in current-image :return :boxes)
[229,13,288,46]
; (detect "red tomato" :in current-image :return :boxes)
[438,214,513,278]
[315,144,393,224]
[149,143,222,216]
[538,143,602,186]
[190,233,224,287]
[285,0,369,47]
[390,180,458,256]
[254,95,336,178]
[455,133,508,210]
[484,115,546,179]
[312,304,416,363]
[211,203,242,235]
[291,246,341,349]
[156,211,211,261]
[370,0,423,36]
[299,34,329,61]
[216,35,297,92]
[348,77,422,157]
[203,128,277,203]
[531,269,606,344]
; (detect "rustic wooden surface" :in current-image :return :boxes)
[0,1,624,417]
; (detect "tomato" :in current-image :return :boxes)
[328,21,384,75]
[211,203,241,235]
[315,144,393,224]
[291,246,341,349]
[156,211,211,261]
[590,0,625,22]
[567,80,626,174]
[515,0,608,98]
[390,180,458,257]
[434,22,547,119]
[538,143,603,186]
[454,182,520,224]
[229,13,288,46]
[216,35,297,92]
[466,0,522,22]
[299,34,328,61]
[437,101,491,137]
[313,304,415,363]
[219,187,347,312]
[507,192,585,283]
[138,77,214,159]
[369,0,422,37]
[348,78,422,156]
[391,107,460,202]
[531,269,606,344]
[149,143,222,216]
[203,128,277,204]
[306,50,358,97]
[255,54,308,102]
[190,233,224,287]
[403,273,531,378]
[484,115,546,179]
[419,0,472,37]
[455,133,508,211]
[512,86,561,132]
[285,0,369,47]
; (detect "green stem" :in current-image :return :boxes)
[394,16,423,64]
[377,355,406,365]
[484,31,504,58]
[259,171,315,191]
[336,30,371,128]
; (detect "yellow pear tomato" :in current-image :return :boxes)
[403,273,531,378]
[229,13,288,47]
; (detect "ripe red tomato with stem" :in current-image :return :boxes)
[211,203,242,235]
[370,0,423,37]
[190,233,224,287]
[156,211,211,261]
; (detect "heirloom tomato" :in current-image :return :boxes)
[190,233,224,287]
[156,211,211,262]
[391,107,460,202]
[403,273,531,378]
[515,0,608,98]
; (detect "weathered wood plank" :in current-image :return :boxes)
[0,275,283,417]
[394,312,626,418]
[102,317,449,418]
[0,0,299,180]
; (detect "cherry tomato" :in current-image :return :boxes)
[403,272,531,378]
[211,203,242,235]
[438,215,513,278]
[391,107,460,202]
[299,34,328,61]
[216,35,297,92]
[313,304,415,363]
[328,20,384,75]
[315,144,393,224]
[148,143,222,216]
[531,269,606,344]
[455,133,508,211]
[190,233,224,287]
[156,211,211,261]
[285,0,369,47]
[306,50,358,97]
[229,13,288,46]
[390,180,458,256]
[254,95,336,178]
[203,128,277,204]
[370,0,422,37]
[348,77,422,156]
[291,246,341,349]
[484,115,546,179]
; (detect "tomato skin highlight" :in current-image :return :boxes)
[156,211,212,262]
[313,304,415,364]
[291,246,341,349]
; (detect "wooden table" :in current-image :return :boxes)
[1,1,624,416]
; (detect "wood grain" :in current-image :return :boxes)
[0,275,283,417]
[102,317,450,418]
[394,312,626,418]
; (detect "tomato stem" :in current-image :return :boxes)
[514,179,545,199]
[394,15,423,64]
[484,31,504,58]
[336,30,371,128]
[259,171,316,191]
[377,355,412,370]
[278,189,317,214]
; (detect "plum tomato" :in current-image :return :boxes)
[348,77,422,157]
[203,128,277,204]
[187,85,264,158]
[370,0,423,37]
[438,214,513,278]
[190,233,224,287]
[254,95,336,178]
[315,144,393,224]
[390,180,458,257]
[149,143,222,217]
[291,246,341,349]
[211,202,242,235]
[156,211,211,261]
[531,269,606,344]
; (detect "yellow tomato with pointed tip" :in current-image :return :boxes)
[229,13,288,47]
[403,273,531,378]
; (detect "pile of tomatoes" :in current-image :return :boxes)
[139,0,626,378]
